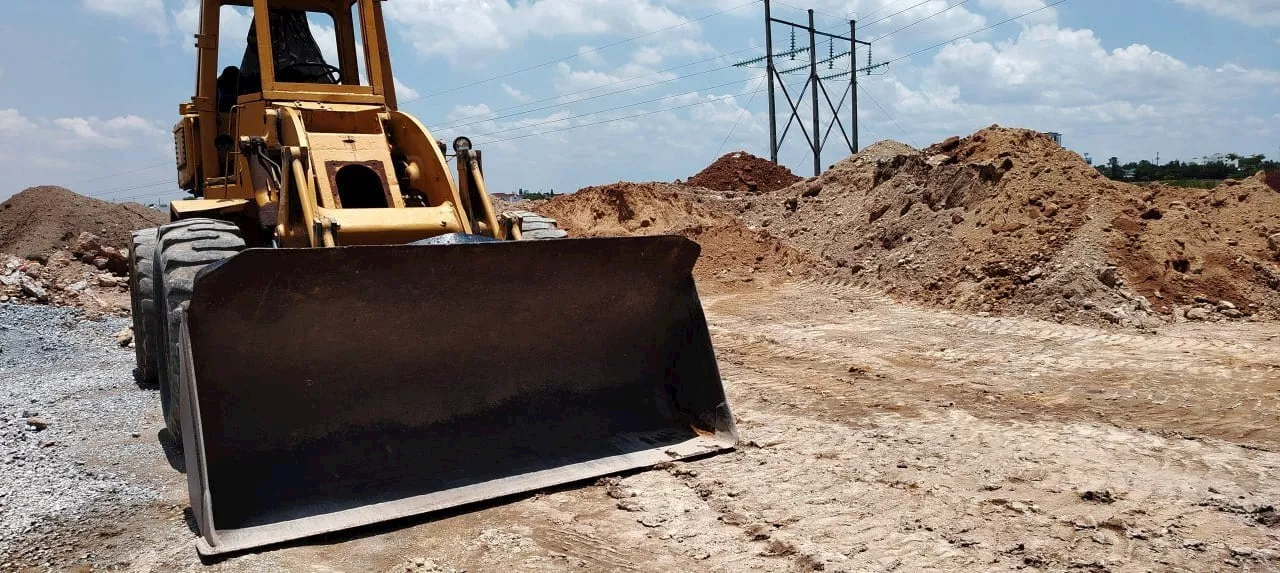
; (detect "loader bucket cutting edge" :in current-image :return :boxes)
[176,235,737,555]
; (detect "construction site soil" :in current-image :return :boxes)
[0,186,165,257]
[537,181,820,286]
[685,151,802,194]
[1,126,1277,571]
[718,127,1278,327]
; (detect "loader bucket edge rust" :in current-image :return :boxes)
[177,235,737,555]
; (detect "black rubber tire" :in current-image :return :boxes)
[128,229,161,387]
[154,219,245,442]
[502,210,568,240]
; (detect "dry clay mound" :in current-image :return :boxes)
[686,151,802,194]
[739,126,1280,325]
[1122,173,1280,315]
[538,182,821,283]
[0,186,166,256]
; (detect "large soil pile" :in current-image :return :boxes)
[736,126,1280,325]
[538,182,820,284]
[686,151,802,194]
[0,186,166,255]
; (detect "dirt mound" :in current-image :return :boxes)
[538,182,724,236]
[539,182,822,284]
[0,186,166,256]
[737,126,1280,325]
[686,151,802,194]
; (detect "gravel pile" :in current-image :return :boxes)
[0,304,160,568]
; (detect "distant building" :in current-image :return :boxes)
[1191,154,1239,168]
[1083,153,1092,165]
[491,192,519,201]
[1123,168,1137,179]
[1044,132,1063,146]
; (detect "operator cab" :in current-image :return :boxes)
[207,0,391,112]
[217,8,342,111]
[184,0,398,193]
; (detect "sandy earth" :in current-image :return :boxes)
[2,278,1278,572]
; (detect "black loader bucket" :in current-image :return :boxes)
[176,235,736,555]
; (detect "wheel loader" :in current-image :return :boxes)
[124,0,736,556]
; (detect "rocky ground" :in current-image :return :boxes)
[1,279,1276,572]
[1,234,134,318]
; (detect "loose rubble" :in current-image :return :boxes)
[1,241,131,317]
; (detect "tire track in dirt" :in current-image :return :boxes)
[705,280,1280,449]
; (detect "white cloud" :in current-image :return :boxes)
[52,115,165,149]
[175,0,253,59]
[501,83,533,103]
[577,46,607,67]
[394,78,421,100]
[848,0,988,53]
[0,109,36,133]
[171,0,201,52]
[385,0,693,66]
[1172,0,1280,26]
[857,20,1280,165]
[1,108,173,197]
[82,0,167,36]
[977,0,1058,25]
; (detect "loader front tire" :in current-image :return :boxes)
[127,229,161,387]
[155,219,245,443]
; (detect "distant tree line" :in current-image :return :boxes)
[515,188,556,200]
[1099,153,1279,183]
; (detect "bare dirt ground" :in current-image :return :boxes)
[3,277,1277,572]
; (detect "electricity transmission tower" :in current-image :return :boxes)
[735,0,885,176]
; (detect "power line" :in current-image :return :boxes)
[61,162,169,187]
[769,0,849,24]
[858,0,934,30]
[870,0,974,43]
[858,84,915,146]
[884,0,1069,65]
[467,75,766,140]
[715,75,768,157]
[479,77,767,146]
[429,46,759,133]
[81,179,174,200]
[106,83,768,200]
[857,0,910,22]
[400,0,761,104]
[62,5,765,192]
[109,188,187,204]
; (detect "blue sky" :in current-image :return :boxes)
[1,0,1277,202]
